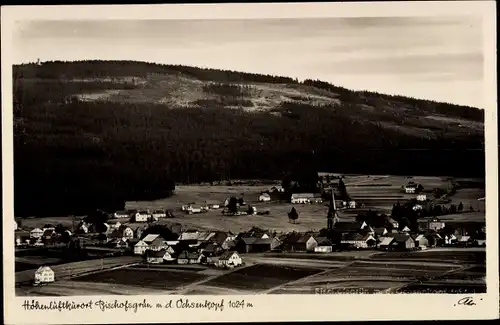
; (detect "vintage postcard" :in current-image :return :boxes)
[2,2,498,324]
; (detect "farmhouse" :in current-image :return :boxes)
[200,243,223,256]
[42,228,56,240]
[413,234,429,250]
[444,234,457,245]
[416,194,427,202]
[296,234,319,252]
[341,233,376,249]
[455,235,472,246]
[259,193,271,202]
[148,236,171,251]
[152,209,167,219]
[270,186,285,193]
[390,234,416,251]
[145,249,174,264]
[114,210,131,219]
[216,251,242,268]
[348,201,357,209]
[34,266,55,284]
[30,228,44,239]
[378,236,395,250]
[278,232,303,252]
[114,238,129,249]
[15,230,30,246]
[428,218,446,232]
[134,240,149,255]
[290,193,322,204]
[179,230,200,242]
[374,227,388,238]
[177,251,201,264]
[134,211,150,222]
[251,238,273,252]
[400,226,411,233]
[236,237,257,253]
[314,237,333,253]
[109,226,134,240]
[405,184,416,194]
[425,233,444,247]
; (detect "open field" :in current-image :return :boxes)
[203,264,322,292]
[17,175,485,234]
[15,256,140,285]
[16,247,485,296]
[73,268,209,290]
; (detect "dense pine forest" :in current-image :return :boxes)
[13,60,485,217]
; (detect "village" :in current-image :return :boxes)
[14,174,486,292]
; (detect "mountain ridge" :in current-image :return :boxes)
[13,60,485,217]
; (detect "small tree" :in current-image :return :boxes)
[458,202,464,212]
[55,223,66,234]
[228,197,238,214]
[288,207,299,224]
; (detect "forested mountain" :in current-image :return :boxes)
[13,60,485,217]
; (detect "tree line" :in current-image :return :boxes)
[13,61,485,218]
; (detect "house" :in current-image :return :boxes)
[387,218,399,230]
[259,193,271,202]
[134,211,150,222]
[30,228,44,239]
[378,236,395,250]
[444,234,457,245]
[200,243,223,256]
[416,194,427,202]
[278,232,304,252]
[251,238,273,252]
[145,249,174,264]
[270,186,285,193]
[341,233,376,249]
[148,236,170,251]
[296,234,319,252]
[78,223,89,234]
[373,227,388,238]
[34,266,55,284]
[109,221,122,230]
[455,235,472,246]
[291,193,316,204]
[414,234,429,250]
[348,201,357,209]
[179,230,200,242]
[134,240,150,255]
[390,234,416,251]
[42,228,56,240]
[215,251,242,268]
[114,210,131,219]
[333,221,371,235]
[109,226,134,240]
[428,218,445,232]
[405,184,416,194]
[400,226,411,233]
[177,251,201,264]
[152,209,167,219]
[115,238,129,249]
[15,230,30,246]
[412,204,423,211]
[237,237,257,253]
[314,237,333,253]
[425,233,444,247]
[270,236,283,251]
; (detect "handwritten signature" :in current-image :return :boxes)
[454,297,482,307]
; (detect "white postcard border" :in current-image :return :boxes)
[2,2,498,324]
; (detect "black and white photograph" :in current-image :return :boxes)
[2,2,498,323]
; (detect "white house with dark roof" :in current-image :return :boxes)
[30,228,44,239]
[34,266,55,284]
[215,251,242,268]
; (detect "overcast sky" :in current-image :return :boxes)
[13,16,484,108]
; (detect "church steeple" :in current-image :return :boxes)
[327,191,339,230]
